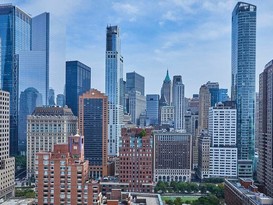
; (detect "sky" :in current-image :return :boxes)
[4,0,273,97]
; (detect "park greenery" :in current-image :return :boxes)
[155,181,225,205]
[15,188,35,198]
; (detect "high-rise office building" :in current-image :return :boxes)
[27,107,77,178]
[258,60,273,197]
[160,70,172,106]
[154,131,192,182]
[18,87,42,143]
[126,71,145,95]
[48,88,55,106]
[0,90,15,200]
[79,89,108,179]
[197,131,210,179]
[128,91,146,125]
[56,94,65,107]
[146,94,159,126]
[0,5,31,155]
[172,75,185,130]
[105,25,124,156]
[218,88,229,103]
[231,2,256,177]
[35,134,100,205]
[18,12,50,151]
[160,106,175,126]
[65,60,91,116]
[119,128,153,192]
[209,103,237,178]
[206,81,219,106]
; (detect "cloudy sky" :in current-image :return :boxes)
[5,0,273,97]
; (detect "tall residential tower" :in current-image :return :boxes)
[105,25,124,156]
[231,2,256,177]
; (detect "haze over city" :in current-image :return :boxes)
[2,0,273,96]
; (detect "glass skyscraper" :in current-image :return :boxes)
[0,5,31,155]
[126,71,145,95]
[146,94,159,126]
[231,2,256,177]
[105,25,123,156]
[65,60,91,116]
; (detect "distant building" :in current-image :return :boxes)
[48,88,55,106]
[0,90,15,200]
[126,71,145,96]
[56,94,65,107]
[225,178,273,205]
[197,131,210,179]
[258,60,273,197]
[119,128,154,192]
[65,60,91,116]
[160,106,174,126]
[209,103,237,178]
[160,70,172,106]
[218,88,229,102]
[198,84,211,133]
[35,134,100,205]
[172,75,185,130]
[27,107,77,178]
[18,87,42,144]
[154,131,192,182]
[146,94,159,126]
[79,89,108,179]
[128,91,146,125]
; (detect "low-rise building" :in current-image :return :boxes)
[225,178,273,205]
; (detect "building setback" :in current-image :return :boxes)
[35,134,100,205]
[0,90,15,200]
[79,89,108,179]
[119,128,154,192]
[153,131,192,182]
[27,107,77,178]
[65,60,91,116]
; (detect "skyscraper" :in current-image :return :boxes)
[48,88,55,106]
[257,60,273,197]
[105,25,123,156]
[146,94,160,126]
[56,94,65,107]
[79,89,108,179]
[160,70,172,106]
[0,5,31,155]
[126,71,145,95]
[0,90,15,200]
[172,75,185,130]
[18,87,42,145]
[65,60,91,116]
[231,2,256,177]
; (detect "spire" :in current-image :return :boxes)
[164,69,171,83]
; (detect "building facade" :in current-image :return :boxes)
[146,94,159,126]
[172,75,185,130]
[0,90,15,200]
[231,2,256,177]
[197,131,210,179]
[154,131,192,182]
[35,134,100,205]
[57,94,65,107]
[27,107,77,178]
[258,60,273,197]
[105,25,124,156]
[65,61,91,116]
[79,89,108,179]
[209,103,237,178]
[119,128,154,192]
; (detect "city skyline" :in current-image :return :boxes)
[3,0,273,97]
